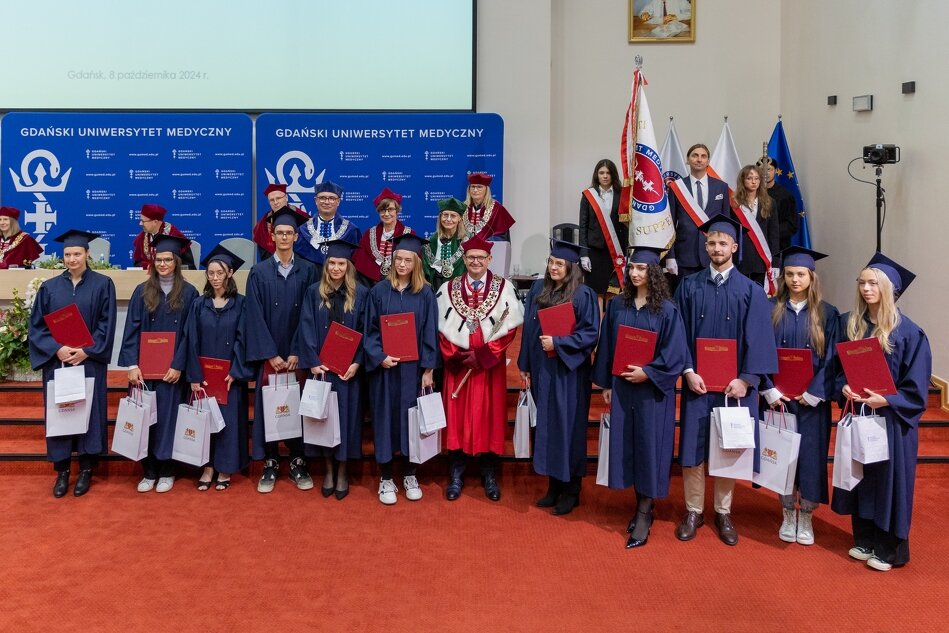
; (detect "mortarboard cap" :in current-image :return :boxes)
[53,229,99,249]
[550,239,582,264]
[779,246,827,271]
[391,233,426,256]
[324,239,358,260]
[270,206,307,229]
[627,245,664,266]
[201,243,245,271]
[867,252,916,298]
[698,213,745,242]
[152,234,190,255]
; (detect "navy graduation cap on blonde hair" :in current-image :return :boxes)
[392,233,426,256]
[867,252,916,299]
[323,239,358,260]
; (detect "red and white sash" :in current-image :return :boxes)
[735,203,776,294]
[582,188,626,290]
[668,178,710,229]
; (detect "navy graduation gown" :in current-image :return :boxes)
[119,281,199,461]
[832,312,932,541]
[761,300,839,504]
[674,268,778,469]
[183,294,252,474]
[517,280,600,481]
[591,297,688,497]
[363,280,438,463]
[28,269,116,463]
[298,283,369,462]
[244,256,317,459]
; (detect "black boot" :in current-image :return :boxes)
[446,452,466,501]
[53,470,70,498]
[536,476,563,507]
[480,452,500,502]
[553,476,581,515]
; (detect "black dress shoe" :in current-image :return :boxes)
[552,493,579,515]
[73,469,93,497]
[482,475,501,502]
[715,512,739,546]
[321,486,335,498]
[334,487,349,501]
[53,470,70,498]
[625,511,654,549]
[675,511,705,541]
[446,478,464,501]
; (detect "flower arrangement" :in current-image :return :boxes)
[37,255,118,270]
[0,277,43,374]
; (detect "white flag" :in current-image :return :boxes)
[659,118,688,183]
[709,120,742,191]
[629,79,675,249]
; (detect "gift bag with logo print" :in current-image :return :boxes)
[45,377,94,437]
[111,385,150,461]
[303,390,341,448]
[172,399,212,467]
[262,380,302,442]
[832,401,863,491]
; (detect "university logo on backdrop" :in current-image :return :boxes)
[7,149,72,243]
[264,150,327,215]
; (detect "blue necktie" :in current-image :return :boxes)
[472,280,483,291]
[714,272,724,286]
[696,181,704,209]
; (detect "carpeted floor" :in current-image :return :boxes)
[3,464,947,632]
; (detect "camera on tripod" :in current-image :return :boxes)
[863,144,900,165]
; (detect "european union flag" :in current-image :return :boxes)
[767,120,811,248]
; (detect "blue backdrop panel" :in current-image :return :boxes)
[255,113,504,237]
[0,112,252,267]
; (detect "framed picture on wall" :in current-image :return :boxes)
[628,0,695,43]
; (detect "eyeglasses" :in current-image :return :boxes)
[379,207,398,214]
[465,255,488,262]
[207,270,228,278]
[154,257,175,264]
[316,196,339,203]
[273,231,296,238]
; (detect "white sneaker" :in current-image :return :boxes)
[156,476,175,493]
[848,546,873,561]
[796,511,815,545]
[403,476,422,501]
[137,478,156,493]
[378,478,398,505]
[779,508,797,543]
[867,556,893,572]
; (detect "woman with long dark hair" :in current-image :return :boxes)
[759,247,839,545]
[834,253,931,572]
[184,244,252,491]
[120,235,198,493]
[29,230,116,497]
[592,247,687,548]
[518,240,600,515]
[578,159,627,301]
[299,240,368,500]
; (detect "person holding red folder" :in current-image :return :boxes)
[674,214,777,546]
[299,240,368,501]
[518,240,600,515]
[363,233,438,505]
[833,253,931,572]
[184,244,253,491]
[28,230,116,497]
[120,234,199,493]
[438,235,523,502]
[759,247,839,546]
[591,246,688,548]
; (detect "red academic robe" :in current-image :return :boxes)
[464,200,515,241]
[351,221,412,283]
[0,231,43,268]
[132,222,191,269]
[437,273,524,455]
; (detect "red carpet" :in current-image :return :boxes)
[3,465,948,632]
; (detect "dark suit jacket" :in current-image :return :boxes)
[667,175,730,268]
[767,183,798,251]
[578,188,627,252]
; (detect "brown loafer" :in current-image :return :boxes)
[675,511,704,541]
[715,513,739,546]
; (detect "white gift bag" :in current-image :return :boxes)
[172,400,212,466]
[714,396,756,449]
[112,389,150,461]
[303,391,341,448]
[761,406,798,434]
[299,376,331,419]
[45,377,94,437]
[752,420,801,495]
[708,412,754,480]
[832,405,864,491]
[408,405,441,464]
[417,388,447,434]
[595,414,611,487]
[513,390,532,459]
[138,382,158,427]
[267,371,298,387]
[197,392,226,433]
[53,364,87,404]
[851,405,889,464]
[522,387,537,428]
[262,381,302,442]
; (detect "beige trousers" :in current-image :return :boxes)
[682,465,735,514]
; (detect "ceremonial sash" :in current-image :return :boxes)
[735,204,776,295]
[668,178,710,229]
[582,188,625,291]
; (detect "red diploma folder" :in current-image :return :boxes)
[139,332,176,380]
[199,356,231,405]
[320,321,362,376]
[43,303,94,349]
[774,347,814,398]
[537,302,576,357]
[381,312,418,362]
[836,338,897,396]
[695,337,737,392]
[611,325,657,376]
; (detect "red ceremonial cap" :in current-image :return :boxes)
[467,173,493,186]
[263,183,287,197]
[140,204,167,221]
[373,187,403,208]
[462,235,494,254]
[0,206,20,220]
